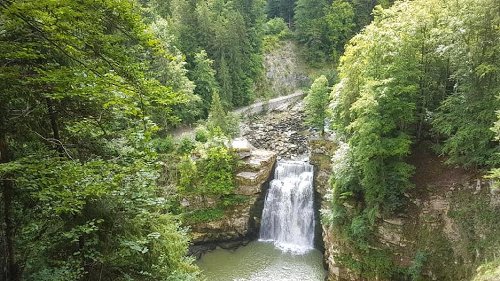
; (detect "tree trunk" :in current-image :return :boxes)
[0,103,18,281]
[46,98,60,142]
[46,98,66,157]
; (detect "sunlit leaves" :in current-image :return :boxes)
[304,75,330,135]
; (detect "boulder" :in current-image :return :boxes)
[231,137,255,159]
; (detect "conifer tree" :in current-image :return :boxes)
[191,50,220,117]
[207,91,240,137]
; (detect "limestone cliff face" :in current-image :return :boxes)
[313,141,500,281]
[309,139,344,280]
[264,41,309,97]
[186,142,276,254]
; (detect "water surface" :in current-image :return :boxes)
[197,241,326,281]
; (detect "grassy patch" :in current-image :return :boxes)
[182,208,225,224]
[219,194,251,208]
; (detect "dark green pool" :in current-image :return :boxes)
[196,241,326,281]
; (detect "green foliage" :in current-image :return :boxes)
[487,103,500,189]
[152,136,176,154]
[264,18,292,39]
[167,0,266,107]
[177,137,196,155]
[322,0,355,61]
[262,18,293,51]
[191,50,220,117]
[294,0,360,63]
[177,142,237,197]
[350,0,393,33]
[294,0,329,62]
[206,91,240,138]
[194,126,209,143]
[0,0,200,279]
[2,155,199,280]
[430,0,500,168]
[266,0,295,26]
[182,208,225,224]
[220,194,251,207]
[198,146,237,195]
[336,248,395,280]
[304,75,330,135]
[407,251,427,281]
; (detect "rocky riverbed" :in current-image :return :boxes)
[241,101,309,160]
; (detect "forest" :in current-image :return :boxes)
[0,0,498,280]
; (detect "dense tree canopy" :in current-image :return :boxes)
[0,0,200,280]
[151,0,266,108]
[293,0,390,63]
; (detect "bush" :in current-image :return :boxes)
[177,143,237,196]
[264,18,292,39]
[152,136,175,153]
[176,137,195,155]
[194,126,209,143]
[198,145,237,195]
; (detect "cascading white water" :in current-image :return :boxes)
[259,160,315,254]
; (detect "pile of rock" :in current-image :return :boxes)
[241,102,308,160]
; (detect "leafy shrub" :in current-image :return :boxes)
[264,18,292,39]
[177,143,237,196]
[152,136,175,153]
[178,156,198,193]
[198,146,237,195]
[194,125,209,143]
[176,137,196,155]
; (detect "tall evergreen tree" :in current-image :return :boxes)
[191,50,220,117]
[267,0,296,26]
[206,92,239,137]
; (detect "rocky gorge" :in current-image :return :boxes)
[185,143,277,258]
[185,97,500,281]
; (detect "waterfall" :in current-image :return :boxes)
[259,160,315,254]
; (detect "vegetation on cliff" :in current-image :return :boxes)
[325,0,499,278]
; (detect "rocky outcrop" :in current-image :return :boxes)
[187,140,276,257]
